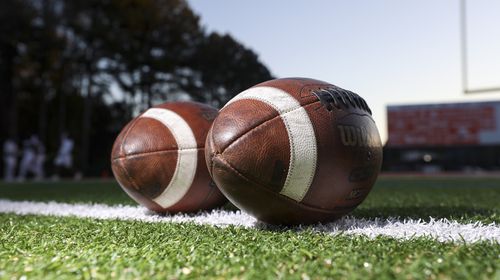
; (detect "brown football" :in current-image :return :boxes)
[205,78,383,225]
[111,101,227,213]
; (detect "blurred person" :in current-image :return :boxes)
[53,133,74,179]
[33,137,46,180]
[17,135,38,181]
[3,138,18,181]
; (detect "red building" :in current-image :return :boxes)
[384,101,500,172]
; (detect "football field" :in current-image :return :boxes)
[0,176,499,279]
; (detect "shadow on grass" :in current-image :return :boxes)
[1,181,498,224]
[352,205,498,223]
[249,205,499,233]
[221,200,498,223]
[0,181,133,205]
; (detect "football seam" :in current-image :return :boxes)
[111,147,204,161]
[221,101,320,201]
[115,157,141,192]
[213,154,344,214]
[207,128,216,178]
[220,98,320,155]
[119,114,142,158]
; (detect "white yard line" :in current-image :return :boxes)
[0,199,498,244]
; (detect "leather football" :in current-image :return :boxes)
[111,101,227,213]
[205,78,383,225]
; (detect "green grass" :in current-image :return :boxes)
[1,176,499,223]
[0,180,131,205]
[1,214,499,280]
[0,176,499,279]
[354,177,500,223]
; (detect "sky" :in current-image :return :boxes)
[188,0,500,142]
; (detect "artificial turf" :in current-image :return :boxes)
[1,176,499,223]
[0,177,499,279]
[0,214,499,280]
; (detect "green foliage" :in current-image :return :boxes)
[1,0,273,114]
[189,33,273,106]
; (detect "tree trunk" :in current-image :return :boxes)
[0,43,18,139]
[58,69,67,136]
[147,90,152,108]
[81,73,93,176]
[38,89,48,141]
[38,0,51,143]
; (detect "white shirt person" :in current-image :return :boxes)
[3,138,18,182]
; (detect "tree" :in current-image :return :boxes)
[0,0,36,140]
[99,0,204,112]
[189,33,273,107]
[62,0,112,174]
[0,0,274,176]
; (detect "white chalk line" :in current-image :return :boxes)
[0,199,498,244]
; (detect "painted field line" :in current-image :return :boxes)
[0,199,498,244]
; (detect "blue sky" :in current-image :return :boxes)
[189,0,500,142]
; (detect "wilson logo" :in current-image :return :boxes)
[338,125,377,147]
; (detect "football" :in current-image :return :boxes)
[111,101,227,213]
[205,78,383,225]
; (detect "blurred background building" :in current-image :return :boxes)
[384,101,500,172]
